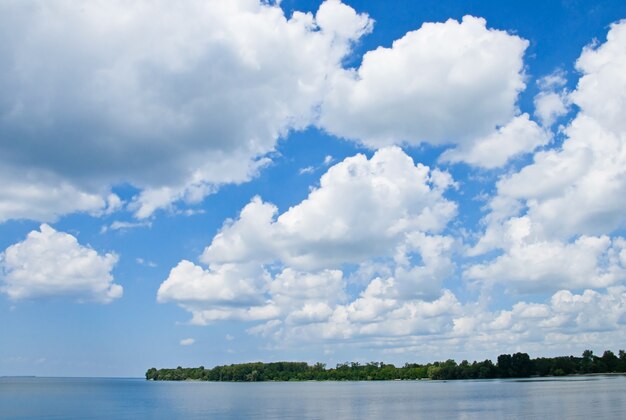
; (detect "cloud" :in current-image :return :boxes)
[493,20,626,239]
[319,15,530,167]
[157,143,626,352]
[452,287,626,355]
[0,4,553,223]
[465,217,626,293]
[0,168,119,223]
[298,155,335,175]
[179,338,195,346]
[467,20,626,294]
[266,285,626,356]
[203,147,457,270]
[0,224,121,303]
[158,260,269,307]
[268,289,463,342]
[440,114,549,169]
[534,92,569,128]
[534,71,569,127]
[136,258,157,268]
[159,147,459,331]
[100,220,152,234]
[0,0,372,221]
[157,260,280,324]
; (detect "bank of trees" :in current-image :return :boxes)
[146,349,626,381]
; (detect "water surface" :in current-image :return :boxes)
[1,375,625,419]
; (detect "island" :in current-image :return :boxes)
[146,349,626,381]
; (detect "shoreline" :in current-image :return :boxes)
[149,373,626,383]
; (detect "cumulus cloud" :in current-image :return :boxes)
[440,114,549,169]
[467,20,626,295]
[534,92,569,127]
[451,287,626,355]
[0,3,552,223]
[244,232,459,342]
[259,286,626,357]
[100,220,152,234]
[0,0,372,221]
[0,224,121,303]
[320,15,531,167]
[0,167,119,223]
[496,20,626,238]
[248,284,626,357]
[158,148,460,336]
[465,217,626,293]
[157,260,267,304]
[264,289,463,342]
[203,147,457,270]
[157,143,626,352]
[180,338,195,346]
[534,71,570,128]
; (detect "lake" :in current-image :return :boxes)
[1,375,625,419]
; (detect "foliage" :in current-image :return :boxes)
[146,349,626,381]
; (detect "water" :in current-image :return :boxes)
[1,375,626,419]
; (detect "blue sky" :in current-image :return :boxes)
[1,0,626,377]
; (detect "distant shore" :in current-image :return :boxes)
[169,373,626,383]
[147,349,626,382]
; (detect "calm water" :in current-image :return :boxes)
[1,375,625,419]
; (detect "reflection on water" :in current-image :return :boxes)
[1,375,626,419]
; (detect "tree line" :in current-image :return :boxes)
[146,349,626,382]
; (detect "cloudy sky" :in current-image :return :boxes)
[2,0,626,377]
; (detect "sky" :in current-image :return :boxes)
[1,0,626,378]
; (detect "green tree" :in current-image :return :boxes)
[510,353,531,377]
[602,350,619,372]
[145,367,158,380]
[497,354,512,378]
[581,350,593,373]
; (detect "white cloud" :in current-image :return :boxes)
[440,114,549,169]
[571,21,626,135]
[156,124,626,350]
[203,147,457,270]
[157,260,280,324]
[298,155,336,175]
[136,258,157,268]
[242,284,626,358]
[245,232,458,341]
[0,224,121,303]
[0,167,113,224]
[158,260,269,307]
[452,287,626,354]
[465,217,626,293]
[467,20,626,294]
[315,0,374,41]
[533,70,569,127]
[271,269,346,311]
[159,148,460,333]
[496,20,626,239]
[534,93,569,128]
[319,16,529,160]
[100,220,152,234]
[152,15,626,355]
[180,338,195,346]
[252,288,462,343]
[0,0,372,221]
[537,70,567,90]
